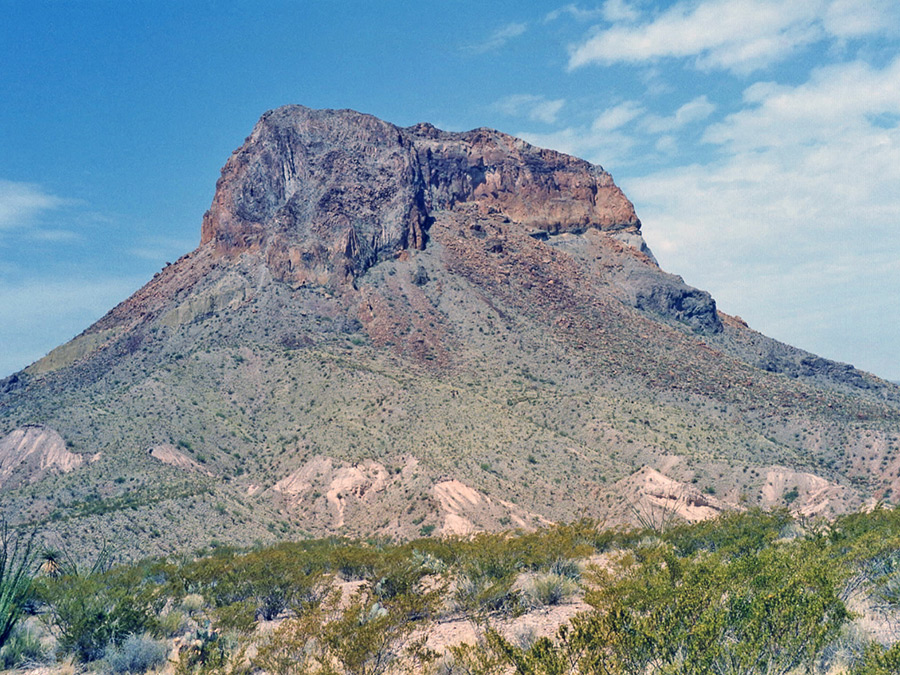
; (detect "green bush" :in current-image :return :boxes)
[851,641,900,675]
[37,566,164,662]
[255,588,434,675]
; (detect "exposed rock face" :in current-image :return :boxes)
[0,425,90,489]
[148,443,213,476]
[201,105,640,285]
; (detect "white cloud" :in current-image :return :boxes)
[568,0,823,72]
[824,0,900,39]
[621,57,900,379]
[591,101,644,131]
[545,4,606,23]
[493,94,566,124]
[0,180,67,230]
[642,95,716,133]
[704,59,900,150]
[567,0,896,74]
[546,1,638,23]
[522,127,638,169]
[519,101,646,167]
[602,0,640,23]
[466,22,528,53]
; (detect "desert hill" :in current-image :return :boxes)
[1,105,898,559]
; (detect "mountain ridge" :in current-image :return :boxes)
[1,105,898,559]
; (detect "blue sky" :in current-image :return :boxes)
[1,0,898,380]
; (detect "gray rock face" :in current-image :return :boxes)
[201,105,641,285]
[632,280,722,334]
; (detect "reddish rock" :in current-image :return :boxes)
[201,105,640,285]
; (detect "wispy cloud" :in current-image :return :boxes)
[545,4,604,23]
[520,101,645,167]
[492,94,566,124]
[642,95,716,133]
[465,22,528,54]
[546,1,638,23]
[0,180,68,230]
[591,100,644,131]
[567,0,896,74]
[601,0,640,23]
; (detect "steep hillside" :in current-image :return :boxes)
[1,105,898,559]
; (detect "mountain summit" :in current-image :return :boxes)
[2,106,898,558]
[201,106,640,284]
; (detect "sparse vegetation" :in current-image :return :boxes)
[0,509,897,672]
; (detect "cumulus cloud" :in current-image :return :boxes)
[601,0,640,23]
[824,0,900,39]
[492,94,566,124]
[567,0,896,74]
[0,180,67,230]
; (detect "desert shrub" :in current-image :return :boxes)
[522,572,578,608]
[453,567,521,617]
[173,627,241,675]
[582,537,849,674]
[37,566,164,662]
[444,637,507,675]
[0,623,47,670]
[105,633,168,674]
[213,600,257,634]
[548,557,581,580]
[372,553,433,603]
[158,608,189,638]
[176,548,324,620]
[850,641,900,675]
[465,529,853,675]
[818,623,872,674]
[180,593,205,615]
[331,545,381,581]
[663,508,793,557]
[255,587,435,675]
[410,549,447,574]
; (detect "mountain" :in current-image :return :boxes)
[1,105,898,559]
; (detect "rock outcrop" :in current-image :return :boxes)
[0,425,91,489]
[201,105,640,285]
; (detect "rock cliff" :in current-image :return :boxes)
[201,105,640,285]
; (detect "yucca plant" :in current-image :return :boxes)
[0,520,37,649]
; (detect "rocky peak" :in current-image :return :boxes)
[201,105,640,284]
